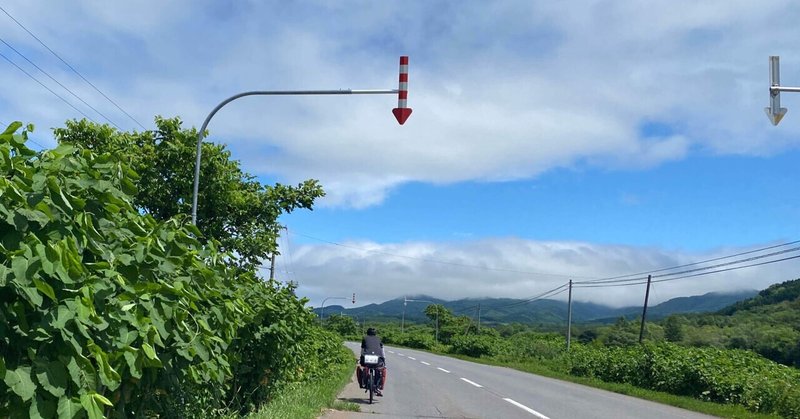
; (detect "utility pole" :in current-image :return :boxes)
[639,275,652,344]
[477,303,481,333]
[268,253,276,280]
[401,297,407,333]
[567,280,573,351]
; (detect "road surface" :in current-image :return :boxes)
[321,343,715,419]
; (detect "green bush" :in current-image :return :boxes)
[566,342,800,417]
[449,335,501,358]
[0,122,344,418]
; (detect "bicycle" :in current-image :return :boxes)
[361,354,383,404]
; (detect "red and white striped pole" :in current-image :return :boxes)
[392,56,413,125]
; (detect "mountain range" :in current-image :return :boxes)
[318,290,759,325]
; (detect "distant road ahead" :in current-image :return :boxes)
[322,343,714,419]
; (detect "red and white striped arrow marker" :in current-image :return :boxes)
[392,56,413,125]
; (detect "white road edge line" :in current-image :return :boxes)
[437,367,450,373]
[503,398,549,419]
[460,377,483,388]
[408,357,416,360]
[421,361,430,365]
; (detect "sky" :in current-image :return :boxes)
[1,1,800,309]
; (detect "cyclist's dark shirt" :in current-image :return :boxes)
[361,335,383,356]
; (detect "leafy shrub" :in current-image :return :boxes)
[566,342,800,417]
[449,335,501,358]
[0,122,344,418]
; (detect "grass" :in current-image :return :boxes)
[243,356,359,419]
[393,344,781,419]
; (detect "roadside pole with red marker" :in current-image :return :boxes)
[191,55,414,224]
[392,56,413,125]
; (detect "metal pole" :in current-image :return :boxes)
[268,253,276,280]
[191,89,397,225]
[401,297,407,333]
[477,303,481,332]
[435,307,439,343]
[320,296,347,322]
[567,280,573,351]
[639,275,652,344]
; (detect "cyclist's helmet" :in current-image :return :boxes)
[366,327,377,336]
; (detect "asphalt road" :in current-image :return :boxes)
[321,342,716,419]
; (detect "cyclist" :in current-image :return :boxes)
[357,328,387,396]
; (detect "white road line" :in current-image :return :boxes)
[397,353,405,356]
[460,377,483,388]
[437,367,450,373]
[408,357,416,360]
[421,361,430,365]
[387,350,395,354]
[503,398,549,419]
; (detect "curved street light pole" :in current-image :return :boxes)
[190,89,398,224]
[405,298,439,342]
[320,296,348,322]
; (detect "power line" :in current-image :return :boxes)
[574,253,800,288]
[0,5,146,130]
[488,282,570,310]
[575,245,800,286]
[0,36,121,129]
[577,239,800,284]
[0,51,94,121]
[290,230,595,279]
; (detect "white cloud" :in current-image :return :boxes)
[275,237,800,308]
[2,1,800,207]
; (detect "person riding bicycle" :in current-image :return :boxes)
[357,328,387,396]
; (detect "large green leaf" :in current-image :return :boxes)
[56,396,82,419]
[4,366,36,401]
[65,354,97,390]
[79,393,104,419]
[33,278,57,302]
[29,395,57,419]
[35,361,68,397]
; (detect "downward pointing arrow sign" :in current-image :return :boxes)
[393,108,413,125]
[765,107,787,126]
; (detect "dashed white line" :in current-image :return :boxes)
[460,377,483,388]
[437,367,450,373]
[408,357,416,360]
[387,350,395,354]
[421,361,430,365]
[397,353,405,357]
[503,398,549,419]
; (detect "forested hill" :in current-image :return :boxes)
[717,278,800,315]
[320,289,757,324]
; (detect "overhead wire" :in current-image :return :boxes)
[574,253,800,288]
[0,5,147,130]
[0,51,94,121]
[577,239,800,284]
[0,36,121,129]
[574,245,800,286]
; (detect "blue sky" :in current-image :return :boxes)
[2,1,800,307]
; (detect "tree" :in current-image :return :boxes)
[53,117,324,271]
[325,314,359,338]
[663,315,684,342]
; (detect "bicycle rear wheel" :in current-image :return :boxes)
[368,368,374,404]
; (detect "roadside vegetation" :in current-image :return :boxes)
[0,119,346,418]
[324,281,800,418]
